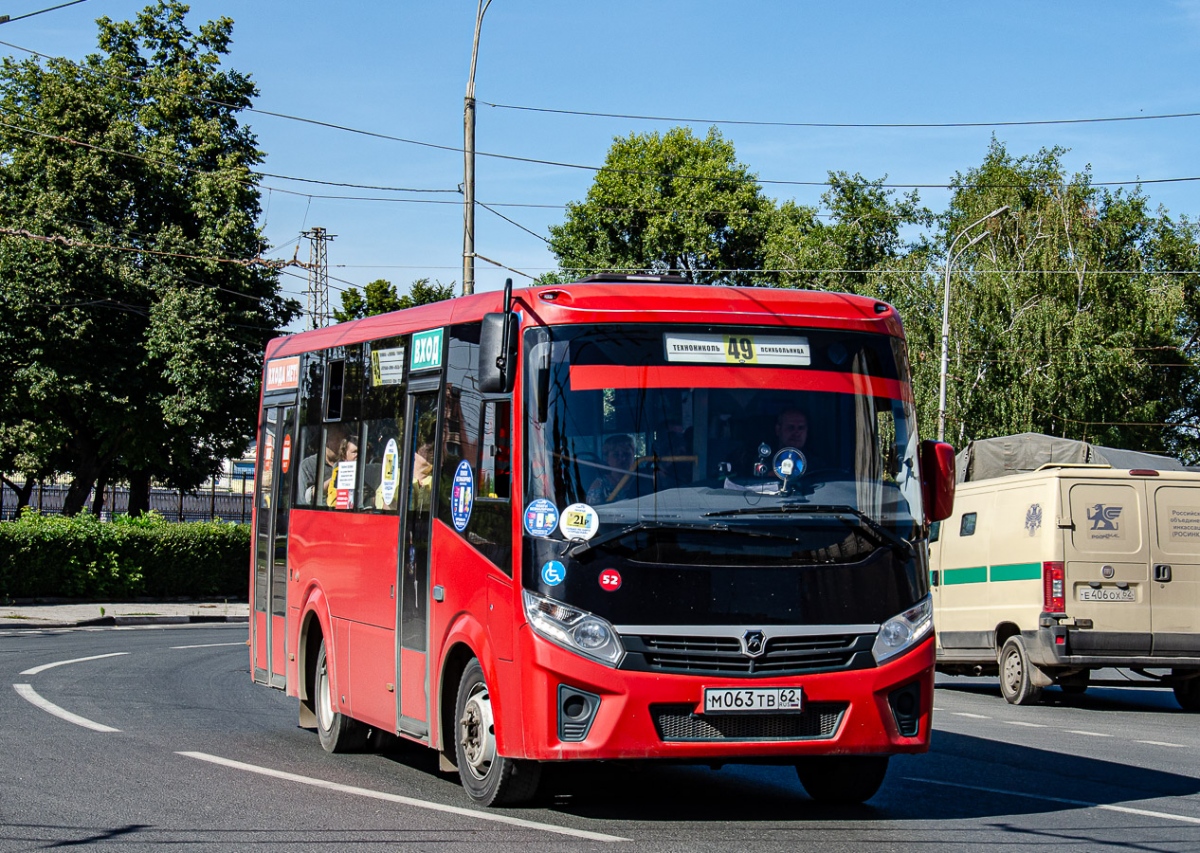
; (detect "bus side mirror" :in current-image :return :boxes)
[920,440,956,524]
[479,312,517,393]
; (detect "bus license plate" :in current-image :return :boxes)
[1078,586,1136,602]
[704,687,803,714]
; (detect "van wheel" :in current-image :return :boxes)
[454,658,541,806]
[1172,678,1200,712]
[315,641,368,753]
[999,636,1043,705]
[795,756,889,804]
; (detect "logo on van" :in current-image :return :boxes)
[1025,503,1043,536]
[1087,504,1123,531]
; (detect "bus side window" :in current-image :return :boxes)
[480,400,511,499]
[362,337,406,513]
[294,352,324,507]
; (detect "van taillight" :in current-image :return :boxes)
[1043,561,1065,613]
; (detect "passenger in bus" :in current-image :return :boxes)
[586,434,638,503]
[297,424,349,506]
[325,436,359,508]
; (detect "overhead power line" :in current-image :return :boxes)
[481,100,1200,130]
[0,0,90,25]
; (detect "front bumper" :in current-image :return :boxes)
[513,628,934,762]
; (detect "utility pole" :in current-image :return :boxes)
[462,0,491,296]
[303,227,335,328]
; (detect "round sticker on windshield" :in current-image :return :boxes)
[450,460,474,531]
[773,448,806,481]
[380,438,400,507]
[559,502,600,540]
[523,498,559,537]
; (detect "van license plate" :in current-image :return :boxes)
[1077,587,1136,602]
[704,687,803,714]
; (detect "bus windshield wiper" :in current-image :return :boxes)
[564,520,721,558]
[703,504,914,558]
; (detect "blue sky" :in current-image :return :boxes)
[4,1,1199,328]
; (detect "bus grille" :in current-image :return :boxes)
[651,703,846,742]
[622,632,874,677]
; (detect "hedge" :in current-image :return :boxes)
[0,510,250,600]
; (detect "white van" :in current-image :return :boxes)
[930,434,1200,709]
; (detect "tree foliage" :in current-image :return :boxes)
[0,1,299,514]
[332,277,455,322]
[548,127,773,284]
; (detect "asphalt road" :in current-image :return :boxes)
[1,624,1198,852]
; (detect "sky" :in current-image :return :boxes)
[2,1,1199,331]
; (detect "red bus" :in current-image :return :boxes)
[250,276,955,806]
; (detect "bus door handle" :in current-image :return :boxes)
[433,585,445,602]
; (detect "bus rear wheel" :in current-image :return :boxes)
[795,756,889,804]
[315,640,368,753]
[454,658,541,806]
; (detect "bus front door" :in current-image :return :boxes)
[252,404,296,688]
[397,386,438,737]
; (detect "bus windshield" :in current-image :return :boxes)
[523,323,924,564]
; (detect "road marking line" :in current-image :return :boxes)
[20,652,128,676]
[1137,740,1187,748]
[951,712,990,719]
[1066,730,1111,737]
[13,684,120,732]
[1005,721,1048,728]
[906,777,1200,825]
[178,751,628,842]
[171,642,245,649]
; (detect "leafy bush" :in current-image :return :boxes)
[0,510,250,600]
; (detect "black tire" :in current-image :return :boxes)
[999,636,1043,705]
[454,658,541,806]
[1173,678,1200,712]
[315,641,368,753]
[795,756,889,804]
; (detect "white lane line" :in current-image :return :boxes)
[179,752,628,843]
[20,652,128,676]
[171,642,245,649]
[1066,730,1112,738]
[1137,740,1187,748]
[13,684,120,733]
[1005,721,1048,728]
[906,777,1200,826]
[951,712,990,719]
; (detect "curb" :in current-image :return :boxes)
[0,615,249,630]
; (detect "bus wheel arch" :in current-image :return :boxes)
[297,609,323,728]
[438,642,477,767]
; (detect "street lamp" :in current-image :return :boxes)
[462,0,492,296]
[937,205,1009,442]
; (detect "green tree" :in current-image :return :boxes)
[919,140,1200,458]
[0,1,299,515]
[333,277,454,322]
[548,127,773,284]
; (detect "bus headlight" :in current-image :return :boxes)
[523,590,625,666]
[872,595,933,664]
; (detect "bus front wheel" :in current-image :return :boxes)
[795,756,889,804]
[315,640,368,753]
[454,658,541,806]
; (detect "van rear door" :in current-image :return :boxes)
[1149,482,1200,654]
[1065,480,1151,654]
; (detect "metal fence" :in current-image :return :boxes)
[1,480,255,523]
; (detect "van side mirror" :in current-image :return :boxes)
[479,312,517,393]
[920,440,956,524]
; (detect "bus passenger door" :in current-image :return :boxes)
[397,386,439,737]
[252,404,296,688]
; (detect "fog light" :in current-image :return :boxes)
[888,681,922,738]
[558,684,600,742]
